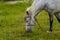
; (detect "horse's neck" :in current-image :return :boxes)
[31,0,46,12]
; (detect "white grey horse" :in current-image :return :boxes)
[24,0,60,32]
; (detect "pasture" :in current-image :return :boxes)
[0,2,60,40]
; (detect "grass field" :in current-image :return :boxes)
[0,2,60,40]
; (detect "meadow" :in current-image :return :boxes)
[0,2,60,40]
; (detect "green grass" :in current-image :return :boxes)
[0,2,60,40]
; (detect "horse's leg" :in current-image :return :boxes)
[55,13,60,23]
[48,12,54,32]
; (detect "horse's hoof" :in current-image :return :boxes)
[47,31,52,33]
[26,30,32,33]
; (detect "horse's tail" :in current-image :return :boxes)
[55,13,60,23]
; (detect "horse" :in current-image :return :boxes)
[24,0,60,32]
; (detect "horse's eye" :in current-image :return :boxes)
[26,11,29,15]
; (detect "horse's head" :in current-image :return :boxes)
[24,8,35,32]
